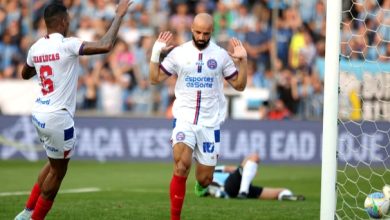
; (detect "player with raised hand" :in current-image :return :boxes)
[149,13,248,220]
[14,1,133,220]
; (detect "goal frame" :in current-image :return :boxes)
[320,0,342,219]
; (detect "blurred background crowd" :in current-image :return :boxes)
[0,0,388,120]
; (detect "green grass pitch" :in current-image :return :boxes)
[0,160,321,219]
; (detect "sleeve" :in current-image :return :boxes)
[160,48,178,76]
[222,50,238,80]
[26,48,34,67]
[63,37,84,56]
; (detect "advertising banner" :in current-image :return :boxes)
[0,116,388,164]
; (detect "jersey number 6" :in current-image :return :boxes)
[39,65,54,95]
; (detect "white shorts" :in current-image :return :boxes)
[31,110,76,159]
[171,119,220,166]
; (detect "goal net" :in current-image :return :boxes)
[335,0,390,219]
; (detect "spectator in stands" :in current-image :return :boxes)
[4,0,21,26]
[276,68,299,115]
[299,0,318,24]
[108,39,139,111]
[0,7,7,36]
[246,60,263,88]
[297,28,316,70]
[129,77,153,114]
[310,74,324,120]
[0,30,19,78]
[214,15,236,49]
[266,99,291,120]
[244,18,271,72]
[99,65,124,115]
[297,71,314,119]
[308,1,326,39]
[137,9,155,37]
[213,1,234,38]
[275,10,293,67]
[82,70,98,110]
[119,16,141,46]
[379,41,390,62]
[289,27,305,69]
[284,6,302,32]
[231,5,256,41]
[76,15,96,42]
[170,3,193,33]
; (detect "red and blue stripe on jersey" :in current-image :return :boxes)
[193,90,202,124]
[197,53,203,73]
[193,53,203,124]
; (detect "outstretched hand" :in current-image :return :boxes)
[156,31,175,53]
[228,38,247,63]
[116,0,134,17]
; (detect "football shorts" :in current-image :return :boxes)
[224,167,263,198]
[32,110,76,159]
[171,119,220,166]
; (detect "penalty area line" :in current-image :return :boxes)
[0,187,101,197]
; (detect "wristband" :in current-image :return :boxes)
[150,41,166,63]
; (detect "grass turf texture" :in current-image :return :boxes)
[0,160,321,220]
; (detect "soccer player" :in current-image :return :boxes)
[196,153,305,201]
[149,13,247,220]
[14,1,133,220]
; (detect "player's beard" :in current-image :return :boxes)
[192,35,210,50]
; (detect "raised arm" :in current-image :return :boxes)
[81,0,133,55]
[227,38,247,91]
[149,31,174,85]
[21,64,37,80]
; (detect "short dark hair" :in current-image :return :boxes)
[43,2,68,28]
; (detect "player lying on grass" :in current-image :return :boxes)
[195,153,305,200]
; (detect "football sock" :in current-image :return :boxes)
[170,175,187,220]
[26,183,41,211]
[239,160,258,194]
[278,189,293,201]
[31,196,53,220]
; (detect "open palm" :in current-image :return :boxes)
[157,31,174,53]
[228,38,247,62]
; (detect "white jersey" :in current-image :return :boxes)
[26,33,84,117]
[161,41,237,127]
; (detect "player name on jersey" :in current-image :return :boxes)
[33,53,60,63]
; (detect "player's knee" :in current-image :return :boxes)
[52,167,68,180]
[197,175,213,187]
[248,153,260,163]
[174,161,191,176]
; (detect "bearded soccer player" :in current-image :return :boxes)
[149,13,248,220]
[14,1,133,220]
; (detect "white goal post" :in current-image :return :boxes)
[321,0,342,219]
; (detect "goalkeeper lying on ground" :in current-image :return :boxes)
[195,153,305,200]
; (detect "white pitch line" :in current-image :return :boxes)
[0,187,101,197]
[124,189,165,193]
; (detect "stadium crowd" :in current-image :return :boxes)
[0,0,387,119]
